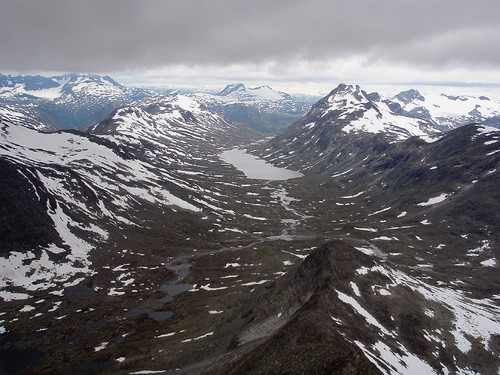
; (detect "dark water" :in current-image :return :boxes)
[61,317,108,344]
[66,359,117,375]
[160,283,192,302]
[127,258,193,322]
[165,259,191,281]
[64,284,96,303]
[128,305,174,322]
[148,310,174,321]
[0,332,44,375]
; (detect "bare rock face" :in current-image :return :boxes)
[0,159,59,256]
[216,304,382,375]
[207,236,499,375]
[207,241,382,375]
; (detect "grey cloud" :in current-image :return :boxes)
[1,0,499,75]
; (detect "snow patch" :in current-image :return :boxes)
[417,193,448,206]
[480,258,496,267]
[181,331,214,343]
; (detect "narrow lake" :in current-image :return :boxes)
[220,148,303,180]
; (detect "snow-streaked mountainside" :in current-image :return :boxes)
[0,103,54,131]
[192,83,318,133]
[306,84,441,140]
[1,78,499,374]
[0,119,201,294]
[390,89,500,130]
[256,83,444,174]
[0,73,126,101]
[2,72,499,133]
[0,73,149,129]
[193,81,500,134]
[90,92,255,148]
[0,94,259,296]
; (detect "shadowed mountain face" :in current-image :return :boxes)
[0,158,60,256]
[0,73,150,130]
[0,81,499,374]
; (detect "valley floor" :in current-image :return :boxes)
[0,133,499,375]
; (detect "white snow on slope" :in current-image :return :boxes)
[342,103,437,140]
[355,339,438,375]
[343,263,500,374]
[0,120,205,294]
[337,291,391,335]
[417,193,448,206]
[246,85,285,101]
[393,92,500,128]
[362,264,500,355]
[0,82,64,100]
[475,125,500,136]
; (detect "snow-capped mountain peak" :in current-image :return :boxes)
[215,82,291,102]
[303,83,440,140]
[218,83,246,96]
[246,85,290,101]
[324,83,368,107]
[89,93,256,151]
[0,73,126,101]
[0,73,150,129]
[393,89,425,104]
[390,89,500,130]
[58,73,126,98]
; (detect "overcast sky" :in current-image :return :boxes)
[1,0,500,94]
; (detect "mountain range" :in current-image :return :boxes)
[0,73,148,130]
[1,73,500,134]
[191,83,319,133]
[0,75,499,374]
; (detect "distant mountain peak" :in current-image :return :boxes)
[335,83,361,92]
[218,83,246,96]
[102,75,122,87]
[215,83,290,103]
[327,83,365,100]
[394,89,425,104]
[252,85,272,90]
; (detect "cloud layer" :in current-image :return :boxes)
[1,0,499,86]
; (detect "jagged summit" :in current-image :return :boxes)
[330,82,362,94]
[298,82,440,142]
[323,83,369,106]
[218,83,246,96]
[394,89,425,104]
